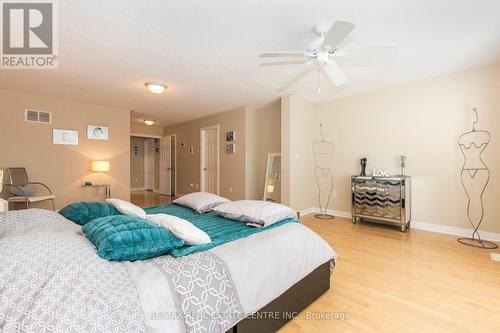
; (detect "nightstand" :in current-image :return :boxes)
[82,184,111,200]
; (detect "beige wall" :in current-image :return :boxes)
[282,63,500,233]
[245,100,281,200]
[131,123,164,137]
[165,102,282,201]
[0,89,130,210]
[130,136,145,189]
[281,95,317,210]
[165,107,247,200]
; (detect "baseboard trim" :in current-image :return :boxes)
[131,188,146,191]
[410,221,500,242]
[299,207,500,243]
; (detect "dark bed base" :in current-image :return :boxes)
[226,261,331,333]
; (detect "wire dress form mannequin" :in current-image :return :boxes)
[457,107,497,249]
[313,124,335,220]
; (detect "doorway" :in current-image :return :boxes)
[159,135,177,196]
[200,125,219,194]
[130,135,160,192]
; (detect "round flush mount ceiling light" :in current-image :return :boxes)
[144,119,155,126]
[145,82,167,95]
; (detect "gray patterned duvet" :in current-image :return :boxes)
[0,209,336,333]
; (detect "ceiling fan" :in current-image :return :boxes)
[259,21,397,92]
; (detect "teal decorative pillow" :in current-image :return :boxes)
[82,215,185,261]
[60,201,121,226]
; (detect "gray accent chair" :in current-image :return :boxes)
[5,167,55,211]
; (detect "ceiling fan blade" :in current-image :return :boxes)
[259,52,308,58]
[334,46,398,67]
[322,21,356,49]
[278,65,315,92]
[322,60,347,86]
[259,60,307,67]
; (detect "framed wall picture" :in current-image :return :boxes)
[53,129,79,145]
[87,125,109,140]
[226,143,236,154]
[226,131,236,142]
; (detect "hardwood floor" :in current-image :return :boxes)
[131,190,174,207]
[130,191,500,332]
[280,215,500,333]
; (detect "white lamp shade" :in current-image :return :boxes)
[92,161,110,172]
[267,184,275,193]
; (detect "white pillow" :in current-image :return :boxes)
[105,198,147,219]
[146,214,211,245]
[212,200,297,227]
[173,192,230,213]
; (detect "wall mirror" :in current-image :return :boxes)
[263,153,281,203]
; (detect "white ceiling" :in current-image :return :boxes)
[1,0,499,127]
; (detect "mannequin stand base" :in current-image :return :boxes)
[457,237,498,249]
[314,214,335,220]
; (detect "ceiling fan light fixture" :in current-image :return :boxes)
[145,82,167,94]
[144,119,155,126]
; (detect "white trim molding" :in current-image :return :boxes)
[131,187,146,191]
[299,207,500,243]
[130,133,162,139]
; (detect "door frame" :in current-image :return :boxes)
[143,138,155,190]
[165,134,177,196]
[200,125,220,195]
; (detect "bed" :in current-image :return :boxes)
[0,206,336,333]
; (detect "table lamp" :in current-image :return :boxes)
[92,161,109,185]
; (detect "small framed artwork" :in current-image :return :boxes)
[53,129,78,145]
[87,125,109,140]
[226,131,236,142]
[188,145,194,155]
[226,143,236,154]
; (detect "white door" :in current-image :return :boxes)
[144,139,155,190]
[201,126,219,194]
[159,136,171,195]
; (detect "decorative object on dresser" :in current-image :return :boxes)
[312,124,335,219]
[456,107,496,249]
[351,175,411,232]
[360,158,367,176]
[4,167,56,211]
[0,170,7,212]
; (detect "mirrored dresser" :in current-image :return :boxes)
[351,175,411,232]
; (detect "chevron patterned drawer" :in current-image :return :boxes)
[351,176,411,232]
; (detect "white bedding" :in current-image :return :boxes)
[0,209,336,333]
[128,222,336,331]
